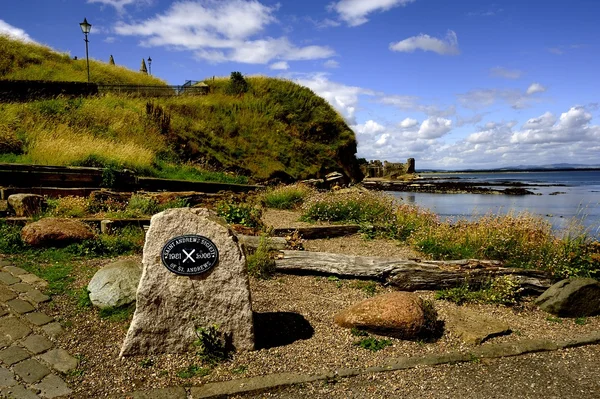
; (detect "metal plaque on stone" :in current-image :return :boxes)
[161,235,219,275]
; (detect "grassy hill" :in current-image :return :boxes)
[0,36,363,183]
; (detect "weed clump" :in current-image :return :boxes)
[261,183,316,210]
[435,276,522,305]
[194,324,230,365]
[246,235,276,279]
[216,201,262,228]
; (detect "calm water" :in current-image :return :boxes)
[387,170,600,237]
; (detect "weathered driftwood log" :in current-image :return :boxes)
[275,251,552,294]
[272,225,360,239]
[238,235,287,251]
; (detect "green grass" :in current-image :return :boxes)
[435,276,522,306]
[246,235,276,279]
[1,35,363,183]
[260,184,315,209]
[99,304,135,322]
[353,337,392,352]
[176,364,211,379]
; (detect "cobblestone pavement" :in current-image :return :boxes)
[0,259,78,399]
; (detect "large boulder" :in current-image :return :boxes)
[8,194,46,217]
[334,291,437,339]
[535,278,600,317]
[120,208,254,356]
[88,260,142,309]
[21,218,95,247]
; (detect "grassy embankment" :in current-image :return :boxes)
[0,35,361,183]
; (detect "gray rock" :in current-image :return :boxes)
[120,208,254,356]
[535,278,600,317]
[7,194,45,217]
[87,259,142,309]
[443,307,511,345]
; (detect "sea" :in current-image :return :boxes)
[386,170,600,238]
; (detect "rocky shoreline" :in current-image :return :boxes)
[362,176,566,195]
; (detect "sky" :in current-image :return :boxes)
[1,0,599,170]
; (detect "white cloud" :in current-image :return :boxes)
[88,0,150,12]
[269,61,289,70]
[490,67,522,80]
[378,95,455,117]
[294,72,375,123]
[114,1,334,64]
[324,59,340,68]
[526,82,547,95]
[511,107,598,144]
[399,118,418,129]
[354,120,386,135]
[418,117,453,139]
[390,30,459,55]
[0,20,34,43]
[329,0,416,27]
[104,36,117,43]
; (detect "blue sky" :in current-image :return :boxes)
[1,0,599,169]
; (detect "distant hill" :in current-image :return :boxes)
[0,36,363,182]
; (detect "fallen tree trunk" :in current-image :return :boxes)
[275,250,552,294]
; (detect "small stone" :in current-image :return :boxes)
[13,358,51,383]
[0,286,17,302]
[0,317,31,345]
[334,292,436,339]
[21,218,95,247]
[88,259,142,309]
[7,194,46,218]
[34,374,72,399]
[9,283,34,293]
[444,307,512,345]
[19,274,47,288]
[7,299,35,314]
[0,366,17,387]
[24,290,50,305]
[3,267,28,276]
[0,385,40,399]
[21,335,53,355]
[39,349,78,373]
[0,272,20,285]
[24,313,53,327]
[535,278,600,317]
[0,346,31,365]
[41,323,63,339]
[0,306,8,317]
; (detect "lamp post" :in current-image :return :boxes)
[79,18,92,82]
[147,57,152,75]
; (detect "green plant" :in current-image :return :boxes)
[194,324,230,365]
[575,317,587,325]
[546,316,563,323]
[216,202,262,228]
[77,287,92,308]
[350,327,368,337]
[227,71,249,95]
[246,235,276,279]
[349,280,377,297]
[99,304,135,322]
[261,184,315,209]
[0,221,27,254]
[353,337,392,352]
[231,365,247,374]
[435,276,522,306]
[176,364,211,379]
[140,358,154,368]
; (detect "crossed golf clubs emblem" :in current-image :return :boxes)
[182,249,196,263]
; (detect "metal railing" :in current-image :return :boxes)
[97,84,209,97]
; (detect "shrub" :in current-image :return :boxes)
[216,201,262,228]
[435,276,522,306]
[246,235,276,279]
[66,226,145,256]
[46,196,90,218]
[227,72,249,95]
[301,190,396,224]
[261,183,315,209]
[194,324,230,365]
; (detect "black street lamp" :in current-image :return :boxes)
[79,18,92,82]
[147,56,152,75]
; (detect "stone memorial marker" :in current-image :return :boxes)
[120,208,254,356]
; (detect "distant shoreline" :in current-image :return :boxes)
[418,168,600,174]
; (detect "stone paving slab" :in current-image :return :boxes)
[0,347,31,366]
[23,313,53,327]
[13,358,51,384]
[0,260,73,397]
[34,374,72,399]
